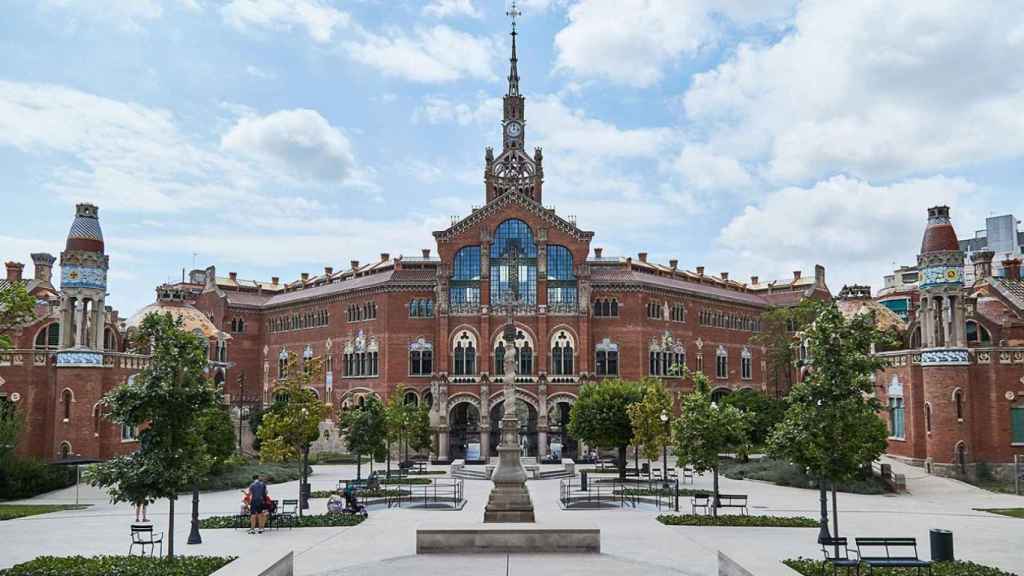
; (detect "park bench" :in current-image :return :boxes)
[716,494,748,515]
[129,523,163,557]
[855,537,932,575]
[818,537,861,576]
[681,466,695,484]
[691,494,710,515]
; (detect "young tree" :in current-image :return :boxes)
[257,352,329,516]
[568,379,643,480]
[196,406,236,473]
[408,404,433,457]
[627,379,673,470]
[752,300,819,398]
[338,396,386,480]
[768,301,891,544]
[0,398,23,460]
[720,388,786,450]
[0,282,36,350]
[85,312,218,558]
[672,372,748,516]
[383,388,409,477]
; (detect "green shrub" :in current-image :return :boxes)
[718,458,890,495]
[310,488,409,499]
[657,514,819,528]
[784,558,1015,576]
[381,477,431,485]
[615,487,711,497]
[0,555,233,576]
[308,452,368,465]
[0,458,77,500]
[194,460,306,492]
[0,504,88,521]
[200,513,365,529]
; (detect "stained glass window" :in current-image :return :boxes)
[490,219,537,305]
[451,246,481,306]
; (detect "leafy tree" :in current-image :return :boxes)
[383,388,409,477]
[338,396,386,480]
[0,282,36,350]
[627,378,673,464]
[672,372,748,516]
[753,299,818,398]
[257,352,328,515]
[568,379,643,480]
[408,404,433,455]
[720,388,786,450]
[0,398,23,460]
[768,301,891,543]
[196,406,236,473]
[84,312,218,558]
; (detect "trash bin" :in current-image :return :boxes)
[580,471,589,491]
[930,529,954,562]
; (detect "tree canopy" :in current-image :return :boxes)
[0,282,36,350]
[338,395,386,479]
[257,352,328,463]
[627,378,673,462]
[568,378,643,478]
[752,299,819,398]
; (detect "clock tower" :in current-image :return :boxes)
[485,1,543,204]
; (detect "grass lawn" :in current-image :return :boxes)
[0,504,90,521]
[785,558,1015,576]
[975,508,1024,519]
[657,514,819,527]
[0,555,233,576]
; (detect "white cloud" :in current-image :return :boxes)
[716,175,984,287]
[674,145,753,191]
[42,0,165,31]
[412,95,500,126]
[345,25,497,83]
[245,65,276,79]
[221,0,349,43]
[423,0,481,19]
[221,109,357,183]
[683,0,1024,184]
[554,0,793,87]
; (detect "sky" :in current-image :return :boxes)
[1,0,1023,316]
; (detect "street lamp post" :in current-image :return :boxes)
[659,410,670,488]
[187,486,202,545]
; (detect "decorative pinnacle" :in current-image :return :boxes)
[506,0,521,97]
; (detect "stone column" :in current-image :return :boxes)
[537,428,548,460]
[93,298,105,350]
[438,428,449,461]
[75,300,86,348]
[480,425,491,460]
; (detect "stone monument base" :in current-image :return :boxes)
[416,524,600,554]
[483,482,535,523]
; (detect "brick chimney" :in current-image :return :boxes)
[228,271,237,281]
[31,253,55,285]
[271,276,279,286]
[815,264,826,287]
[751,275,759,285]
[720,272,729,281]
[669,259,678,270]
[422,249,431,258]
[1003,257,1022,280]
[5,261,24,283]
[971,250,995,280]
[638,252,648,263]
[380,253,390,262]
[300,272,309,282]
[594,247,603,258]
[793,270,802,281]
[351,260,360,270]
[696,266,704,276]
[324,266,333,276]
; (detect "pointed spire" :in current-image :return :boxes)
[506,0,521,97]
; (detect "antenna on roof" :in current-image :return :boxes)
[192,252,198,269]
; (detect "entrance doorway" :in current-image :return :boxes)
[488,399,538,457]
[448,402,480,461]
[548,401,578,460]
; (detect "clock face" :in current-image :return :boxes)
[505,122,522,138]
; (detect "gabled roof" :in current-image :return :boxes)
[262,269,435,309]
[991,278,1024,314]
[590,264,770,307]
[433,191,593,244]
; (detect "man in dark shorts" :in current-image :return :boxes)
[248,475,269,534]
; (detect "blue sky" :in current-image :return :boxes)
[2,0,1022,316]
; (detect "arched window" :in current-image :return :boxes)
[409,339,433,376]
[593,298,618,317]
[423,391,434,410]
[551,331,575,376]
[93,404,101,435]
[34,324,60,349]
[716,346,728,379]
[546,245,577,309]
[404,391,418,407]
[278,349,288,379]
[955,442,967,475]
[62,389,73,421]
[740,348,752,380]
[595,338,618,377]
[490,219,538,305]
[453,331,477,376]
[103,327,116,351]
[965,321,991,344]
[924,402,932,433]
[59,441,72,459]
[954,389,964,421]
[494,329,533,376]
[451,246,482,309]
[910,325,922,349]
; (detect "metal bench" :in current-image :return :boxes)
[273,499,298,529]
[691,494,710,515]
[855,537,932,575]
[819,537,861,576]
[716,494,748,515]
[682,466,695,484]
[129,523,163,557]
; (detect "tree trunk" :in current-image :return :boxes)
[356,453,362,480]
[386,439,391,479]
[817,476,831,544]
[617,445,627,481]
[168,496,175,558]
[634,445,639,477]
[712,466,720,518]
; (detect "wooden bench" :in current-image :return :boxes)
[819,537,861,576]
[855,537,931,575]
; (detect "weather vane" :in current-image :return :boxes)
[507,0,521,33]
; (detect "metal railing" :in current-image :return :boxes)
[559,475,679,512]
[384,478,464,509]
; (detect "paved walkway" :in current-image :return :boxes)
[1,458,1021,576]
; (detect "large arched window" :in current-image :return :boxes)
[453,331,477,376]
[595,338,618,377]
[35,324,60,349]
[546,245,577,310]
[550,331,575,376]
[450,246,482,309]
[716,346,729,379]
[490,219,537,305]
[62,389,73,421]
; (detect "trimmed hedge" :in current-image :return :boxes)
[657,514,819,528]
[199,513,366,529]
[0,504,89,521]
[784,558,1016,576]
[0,458,77,500]
[381,477,431,485]
[615,488,711,497]
[719,458,890,495]
[0,555,234,576]
[310,489,409,498]
[194,461,306,492]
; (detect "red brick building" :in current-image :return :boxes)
[876,206,1024,480]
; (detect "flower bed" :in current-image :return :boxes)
[310,489,409,499]
[199,513,365,529]
[784,558,1015,576]
[0,555,233,576]
[657,514,819,528]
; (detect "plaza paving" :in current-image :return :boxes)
[1,457,1022,575]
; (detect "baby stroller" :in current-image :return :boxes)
[342,484,369,518]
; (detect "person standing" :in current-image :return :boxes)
[247,475,269,534]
